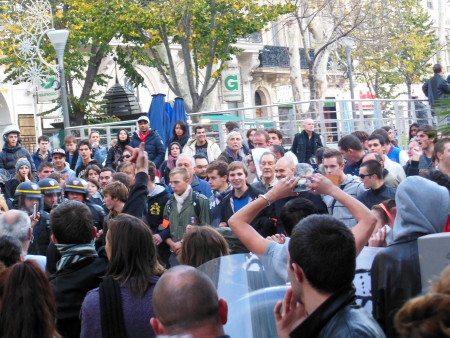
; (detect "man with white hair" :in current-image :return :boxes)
[291,118,323,164]
[0,209,46,269]
[176,154,212,198]
[217,130,244,164]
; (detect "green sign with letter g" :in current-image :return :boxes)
[225,75,239,91]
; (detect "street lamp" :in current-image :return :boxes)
[37,29,71,135]
[341,37,356,120]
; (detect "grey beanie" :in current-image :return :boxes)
[15,158,31,173]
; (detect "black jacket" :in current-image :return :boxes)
[28,211,51,256]
[75,159,103,178]
[0,144,36,176]
[220,184,276,237]
[371,236,423,337]
[129,130,165,168]
[50,248,108,338]
[290,287,385,337]
[291,130,323,163]
[422,73,450,107]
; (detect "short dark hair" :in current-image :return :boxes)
[372,129,390,145]
[368,133,386,146]
[0,235,22,267]
[38,135,50,144]
[246,128,257,138]
[434,138,450,160]
[351,131,369,145]
[206,161,228,177]
[360,160,383,180]
[315,147,329,164]
[87,179,100,190]
[338,135,363,152]
[193,154,208,163]
[289,215,356,294]
[112,172,131,190]
[267,128,283,141]
[323,149,344,165]
[51,200,94,244]
[420,169,450,191]
[433,64,442,74]
[102,181,128,203]
[100,167,115,174]
[418,125,437,140]
[225,121,239,132]
[153,266,221,332]
[49,172,65,183]
[280,198,318,236]
[78,139,91,149]
[194,125,205,134]
[148,161,156,182]
[38,161,54,172]
[270,144,285,156]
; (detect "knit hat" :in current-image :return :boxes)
[15,158,31,173]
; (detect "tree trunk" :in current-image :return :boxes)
[287,21,303,118]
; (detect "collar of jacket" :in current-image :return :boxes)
[290,286,356,337]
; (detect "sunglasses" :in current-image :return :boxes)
[123,155,132,159]
[359,173,373,179]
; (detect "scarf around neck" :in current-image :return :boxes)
[55,242,98,271]
[174,185,192,212]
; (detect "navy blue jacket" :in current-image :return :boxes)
[129,130,165,168]
[0,144,36,176]
[145,183,171,240]
[31,150,52,171]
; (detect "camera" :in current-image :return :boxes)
[293,163,314,193]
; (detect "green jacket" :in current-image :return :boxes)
[162,191,210,242]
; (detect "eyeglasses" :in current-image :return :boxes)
[359,173,373,179]
[123,155,132,159]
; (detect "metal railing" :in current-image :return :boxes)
[66,98,434,150]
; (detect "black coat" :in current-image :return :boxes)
[291,130,323,164]
[220,185,276,237]
[371,236,422,337]
[0,144,36,176]
[422,73,450,107]
[130,130,165,168]
[50,248,108,338]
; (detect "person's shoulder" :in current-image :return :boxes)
[83,287,100,305]
[324,304,385,337]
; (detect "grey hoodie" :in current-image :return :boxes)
[392,175,449,243]
[56,162,76,181]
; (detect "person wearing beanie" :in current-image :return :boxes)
[5,158,35,199]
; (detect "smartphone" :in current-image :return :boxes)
[293,163,314,193]
[32,203,38,219]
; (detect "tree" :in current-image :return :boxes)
[129,0,291,115]
[284,0,376,117]
[353,0,438,100]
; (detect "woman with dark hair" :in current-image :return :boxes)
[168,120,189,149]
[159,142,181,184]
[80,214,165,337]
[0,260,60,338]
[409,123,419,141]
[178,226,230,268]
[106,129,131,170]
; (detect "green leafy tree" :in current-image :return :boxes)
[353,0,438,100]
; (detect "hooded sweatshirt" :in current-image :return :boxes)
[371,176,449,337]
[55,162,76,181]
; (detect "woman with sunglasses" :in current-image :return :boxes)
[106,129,130,170]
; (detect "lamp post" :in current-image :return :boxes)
[47,30,70,135]
[37,29,70,135]
[342,37,356,119]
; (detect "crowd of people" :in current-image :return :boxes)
[0,113,449,338]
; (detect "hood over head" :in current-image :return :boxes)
[393,176,449,243]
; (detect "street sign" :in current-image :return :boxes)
[37,77,59,103]
[222,67,243,102]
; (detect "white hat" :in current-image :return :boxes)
[137,116,149,123]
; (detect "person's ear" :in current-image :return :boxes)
[292,263,305,284]
[218,298,228,325]
[150,317,166,335]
